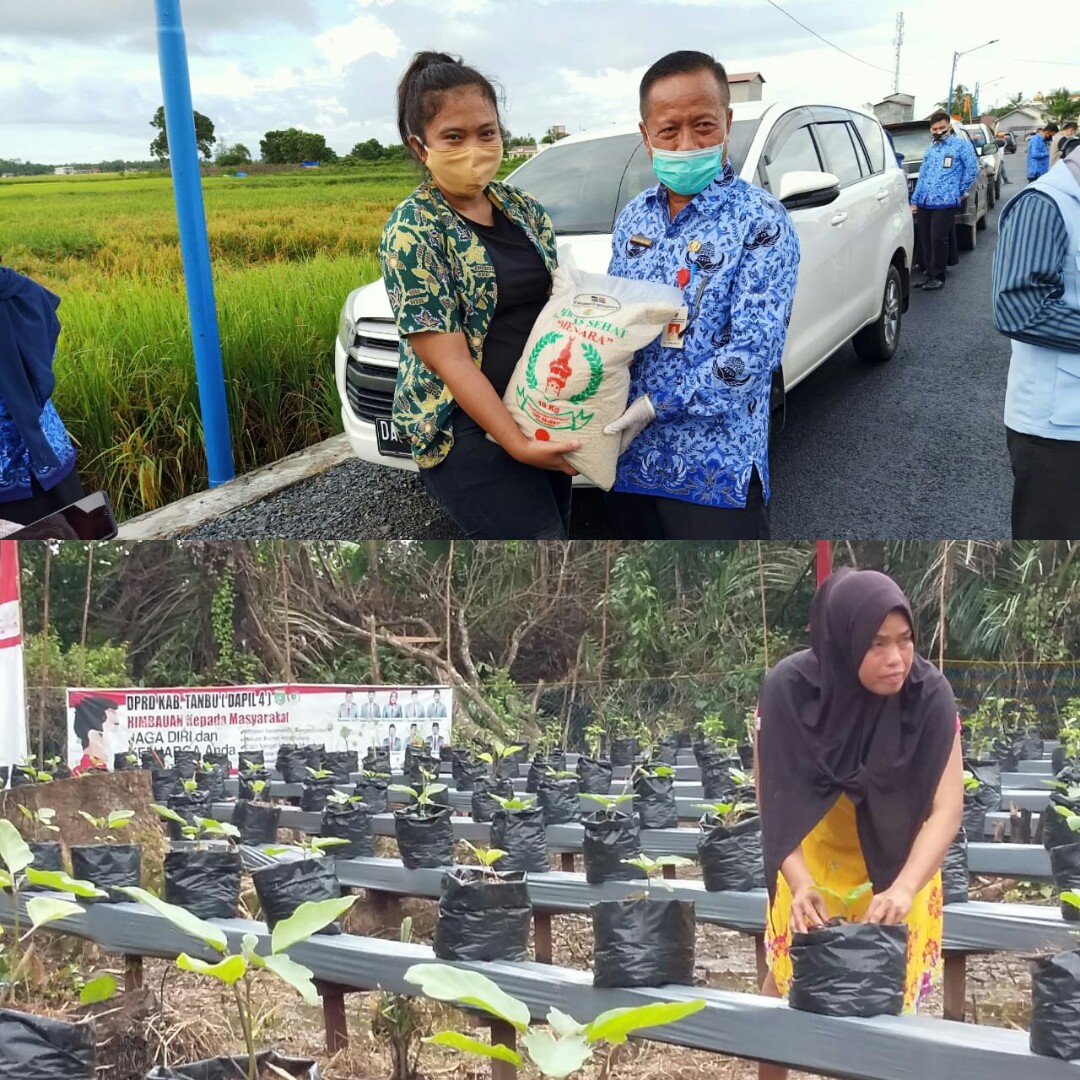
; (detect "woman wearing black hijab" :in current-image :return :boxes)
[755,569,962,1076]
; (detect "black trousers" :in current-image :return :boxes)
[419,412,572,539]
[604,469,770,539]
[916,207,956,281]
[0,471,85,527]
[1006,428,1080,539]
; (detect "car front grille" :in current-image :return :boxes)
[345,320,399,423]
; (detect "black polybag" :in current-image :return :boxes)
[1052,747,1078,777]
[300,776,335,812]
[470,776,514,823]
[251,857,341,933]
[195,766,226,802]
[697,815,765,892]
[237,769,272,801]
[450,749,473,783]
[525,757,551,794]
[406,754,441,790]
[789,922,908,1017]
[278,747,311,784]
[1017,733,1045,761]
[320,802,374,859]
[491,807,549,874]
[576,757,613,795]
[9,767,37,788]
[394,807,454,869]
[165,790,213,840]
[238,749,265,769]
[146,1051,320,1079]
[163,849,242,920]
[172,750,200,779]
[323,751,357,783]
[609,738,638,767]
[24,842,64,893]
[963,761,1002,812]
[940,827,970,905]
[654,738,679,766]
[455,760,488,792]
[113,752,140,771]
[634,773,677,830]
[0,1007,95,1079]
[700,753,741,801]
[141,750,167,770]
[151,769,184,804]
[538,778,581,824]
[202,751,232,773]
[738,743,755,770]
[1051,842,1080,921]
[1044,795,1080,851]
[362,748,391,774]
[582,812,644,885]
[592,897,695,988]
[69,844,141,903]
[1030,948,1080,1060]
[354,777,389,815]
[433,869,532,962]
[233,800,281,846]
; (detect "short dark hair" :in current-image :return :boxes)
[928,110,951,126]
[73,696,115,749]
[639,51,730,118]
[396,51,502,164]
[1045,122,1060,134]
[1063,121,1078,130]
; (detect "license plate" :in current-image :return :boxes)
[375,418,412,459]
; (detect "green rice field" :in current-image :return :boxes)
[0,164,433,518]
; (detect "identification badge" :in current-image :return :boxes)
[661,306,689,350]
[943,155,954,168]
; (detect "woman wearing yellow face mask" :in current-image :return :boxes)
[379,51,579,539]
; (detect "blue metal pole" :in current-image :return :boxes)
[946,52,958,120]
[154,0,235,487]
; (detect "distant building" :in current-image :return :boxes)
[54,166,75,176]
[995,106,1046,139]
[728,72,766,104]
[509,143,540,158]
[873,94,916,126]
[550,126,568,141]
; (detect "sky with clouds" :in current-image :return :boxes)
[2,0,1076,164]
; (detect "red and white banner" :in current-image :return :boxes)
[0,541,29,767]
[66,683,453,775]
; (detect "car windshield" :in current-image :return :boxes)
[506,120,761,234]
[888,128,934,161]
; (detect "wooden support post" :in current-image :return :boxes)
[753,935,767,985]
[368,888,403,932]
[124,954,143,992]
[317,981,349,1052]
[560,851,576,873]
[487,1017,519,1080]
[534,910,553,964]
[943,951,967,1022]
[662,864,677,880]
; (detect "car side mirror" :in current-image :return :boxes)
[777,170,841,211]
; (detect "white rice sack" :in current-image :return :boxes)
[502,257,683,490]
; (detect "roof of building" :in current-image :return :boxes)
[728,72,766,84]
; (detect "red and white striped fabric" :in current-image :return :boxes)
[0,541,28,766]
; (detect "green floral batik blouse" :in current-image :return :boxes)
[378,179,559,468]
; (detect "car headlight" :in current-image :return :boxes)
[338,308,355,351]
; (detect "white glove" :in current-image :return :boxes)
[603,395,656,454]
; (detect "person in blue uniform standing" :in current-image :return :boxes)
[603,50,800,539]
[1028,125,1055,182]
[0,266,83,526]
[910,111,978,292]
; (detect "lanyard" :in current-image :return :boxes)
[683,261,709,326]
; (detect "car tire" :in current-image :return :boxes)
[958,219,977,251]
[977,199,988,230]
[995,176,1002,201]
[853,264,903,364]
[987,181,996,209]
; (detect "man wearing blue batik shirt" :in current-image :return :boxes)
[603,51,799,539]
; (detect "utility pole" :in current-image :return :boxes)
[892,12,905,96]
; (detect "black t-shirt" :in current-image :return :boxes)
[466,208,551,398]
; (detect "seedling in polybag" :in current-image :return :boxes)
[633,762,674,781]
[460,841,509,880]
[962,770,982,792]
[491,794,537,812]
[477,740,523,772]
[243,777,271,801]
[77,809,135,844]
[583,722,606,760]
[695,800,757,827]
[621,854,693,896]
[0,819,105,1003]
[1053,804,1080,833]
[326,788,367,809]
[304,766,335,781]
[580,792,636,818]
[543,768,580,781]
[389,776,448,814]
[1045,780,1080,799]
[816,882,873,923]
[405,962,705,1078]
[264,834,350,860]
[361,768,391,780]
[16,806,60,842]
[152,805,240,849]
[121,886,357,1080]
[14,760,52,784]
[240,758,264,772]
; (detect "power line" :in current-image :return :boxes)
[762,0,894,74]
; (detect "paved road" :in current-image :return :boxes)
[189,194,1016,542]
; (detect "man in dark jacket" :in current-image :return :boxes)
[0,267,83,525]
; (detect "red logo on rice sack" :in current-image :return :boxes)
[517,329,604,432]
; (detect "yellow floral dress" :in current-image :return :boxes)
[764,793,944,1012]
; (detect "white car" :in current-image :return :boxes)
[962,122,1004,207]
[336,99,915,472]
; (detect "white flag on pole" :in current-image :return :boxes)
[0,540,29,768]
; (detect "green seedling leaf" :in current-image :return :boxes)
[311,837,350,853]
[1067,815,1080,833]
[118,886,227,952]
[24,868,103,898]
[77,811,104,830]
[404,963,530,1031]
[521,1029,591,1077]
[262,952,320,1005]
[0,820,33,876]
[388,785,419,799]
[584,999,707,1045]
[546,1008,585,1038]
[263,846,298,857]
[240,933,265,969]
[425,783,448,795]
[152,805,188,825]
[271,895,358,954]
[201,819,241,839]
[1061,891,1080,911]
[107,810,135,829]
[27,896,83,929]
[653,855,693,869]
[0,869,12,890]
[477,753,495,765]
[426,1031,524,1066]
[177,952,248,985]
[79,974,118,1005]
